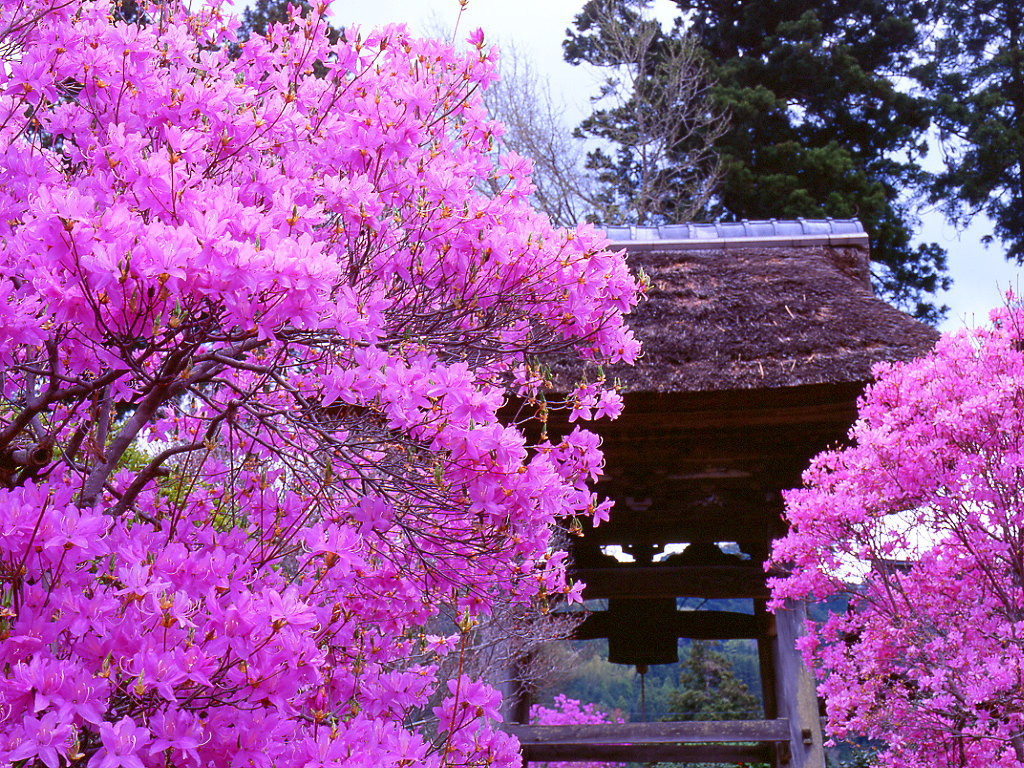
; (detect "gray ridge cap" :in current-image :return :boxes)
[600,218,868,249]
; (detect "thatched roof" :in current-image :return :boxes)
[553,219,939,393]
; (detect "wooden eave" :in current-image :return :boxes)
[562,381,864,548]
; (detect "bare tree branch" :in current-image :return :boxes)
[568,0,729,225]
[482,45,598,227]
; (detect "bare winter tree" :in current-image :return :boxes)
[415,8,722,717]
[482,46,599,228]
[450,598,585,721]
[428,1,725,227]
[564,0,729,225]
[419,13,595,227]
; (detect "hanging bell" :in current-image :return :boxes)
[605,597,679,667]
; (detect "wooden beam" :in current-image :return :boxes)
[614,382,865,420]
[508,719,791,746]
[575,565,771,599]
[576,609,764,641]
[594,400,858,431]
[508,657,531,725]
[576,521,784,548]
[587,493,783,519]
[520,742,774,763]
[598,427,846,461]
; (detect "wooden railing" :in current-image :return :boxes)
[506,719,791,764]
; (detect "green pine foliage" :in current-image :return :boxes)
[917,0,1024,263]
[665,641,761,722]
[553,636,763,722]
[665,641,767,768]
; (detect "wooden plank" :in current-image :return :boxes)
[586,490,784,518]
[774,601,826,768]
[576,609,764,641]
[575,565,771,599]
[597,422,850,455]
[521,741,774,763]
[516,383,862,446]
[508,719,791,746]
[594,400,857,431]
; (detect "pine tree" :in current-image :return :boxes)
[555,1,727,226]
[566,0,949,323]
[666,641,761,721]
[918,0,1024,263]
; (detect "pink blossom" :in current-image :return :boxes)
[531,696,623,768]
[148,710,203,766]
[4,712,74,768]
[95,718,151,768]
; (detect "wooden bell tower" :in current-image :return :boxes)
[509,220,938,766]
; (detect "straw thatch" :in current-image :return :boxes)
[551,240,939,393]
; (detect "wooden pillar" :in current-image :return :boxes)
[507,657,533,768]
[755,599,778,718]
[773,600,825,768]
[508,656,533,724]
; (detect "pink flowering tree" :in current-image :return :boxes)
[0,0,640,766]
[771,301,1024,768]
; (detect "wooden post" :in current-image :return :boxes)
[755,599,778,718]
[773,601,825,768]
[510,657,532,725]
[506,656,533,767]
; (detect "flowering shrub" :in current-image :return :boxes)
[530,695,623,768]
[771,301,1024,767]
[0,1,640,766]
[531,694,623,728]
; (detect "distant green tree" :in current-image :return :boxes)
[558,640,681,719]
[237,0,313,41]
[666,641,761,721]
[566,0,949,322]
[827,745,878,767]
[917,0,1024,262]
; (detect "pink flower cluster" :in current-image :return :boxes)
[771,299,1024,767]
[530,695,623,768]
[0,1,640,767]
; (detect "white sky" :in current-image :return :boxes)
[326,0,1023,332]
